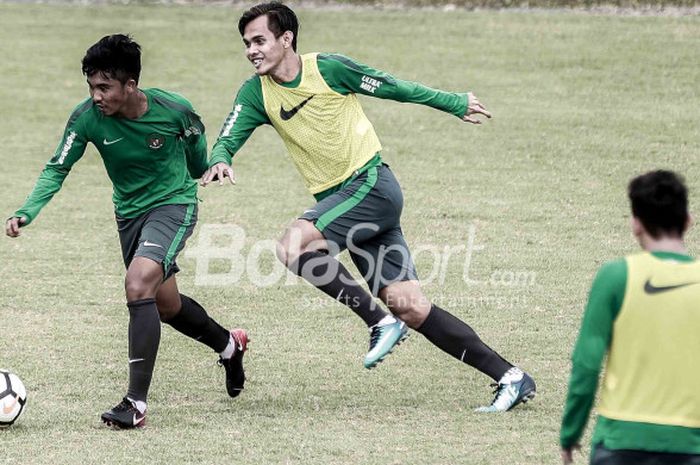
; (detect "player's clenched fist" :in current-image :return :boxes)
[5,216,26,237]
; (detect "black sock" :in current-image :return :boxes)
[417,304,512,381]
[163,294,230,353]
[291,251,388,327]
[126,298,161,402]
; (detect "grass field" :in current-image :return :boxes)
[0,3,698,464]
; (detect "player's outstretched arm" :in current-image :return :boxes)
[318,54,491,123]
[462,92,492,125]
[5,216,27,238]
[200,162,236,187]
[206,76,270,189]
[9,102,91,232]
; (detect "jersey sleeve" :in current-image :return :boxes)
[317,53,468,119]
[210,76,271,166]
[182,105,208,179]
[149,89,209,179]
[560,259,627,449]
[13,103,91,226]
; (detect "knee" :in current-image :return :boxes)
[275,239,292,267]
[393,304,429,329]
[156,296,181,322]
[124,273,159,302]
[277,220,323,269]
[384,293,431,329]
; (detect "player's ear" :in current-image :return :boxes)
[684,214,693,234]
[631,216,643,238]
[125,78,138,93]
[282,30,294,49]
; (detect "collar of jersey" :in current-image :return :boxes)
[650,251,694,262]
[276,68,303,88]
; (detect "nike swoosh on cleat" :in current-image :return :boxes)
[280,96,314,121]
[103,137,124,146]
[133,413,145,426]
[643,279,700,295]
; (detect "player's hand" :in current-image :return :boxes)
[200,162,236,187]
[5,216,27,238]
[462,91,492,124]
[561,444,580,464]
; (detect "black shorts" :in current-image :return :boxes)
[301,162,418,296]
[116,203,197,280]
[591,443,700,465]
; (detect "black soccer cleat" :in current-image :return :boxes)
[101,397,146,429]
[218,328,249,398]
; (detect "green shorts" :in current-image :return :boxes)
[301,159,418,296]
[116,203,197,280]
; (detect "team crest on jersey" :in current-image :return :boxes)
[146,133,165,150]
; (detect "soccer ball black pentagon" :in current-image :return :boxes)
[0,369,27,427]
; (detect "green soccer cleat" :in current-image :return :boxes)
[363,317,409,369]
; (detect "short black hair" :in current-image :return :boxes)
[238,2,299,52]
[628,169,689,239]
[81,34,141,84]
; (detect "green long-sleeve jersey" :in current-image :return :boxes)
[210,53,468,176]
[560,251,700,454]
[14,88,207,224]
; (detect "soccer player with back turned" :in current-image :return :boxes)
[560,170,700,464]
[203,2,535,411]
[6,35,249,428]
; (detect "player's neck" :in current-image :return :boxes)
[641,236,687,255]
[117,89,148,119]
[271,53,301,84]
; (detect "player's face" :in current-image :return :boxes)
[242,15,290,76]
[87,72,135,117]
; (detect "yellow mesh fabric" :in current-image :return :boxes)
[598,252,700,427]
[261,53,382,194]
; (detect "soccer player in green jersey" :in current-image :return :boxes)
[560,170,700,464]
[5,34,249,429]
[202,2,535,412]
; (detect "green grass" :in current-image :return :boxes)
[0,3,698,464]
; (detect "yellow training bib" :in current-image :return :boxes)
[261,53,382,194]
[599,252,700,428]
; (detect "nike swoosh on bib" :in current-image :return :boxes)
[280,95,314,121]
[643,279,700,294]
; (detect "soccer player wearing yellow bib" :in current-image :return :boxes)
[560,170,700,464]
[203,2,535,411]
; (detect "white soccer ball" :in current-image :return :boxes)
[0,369,27,427]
